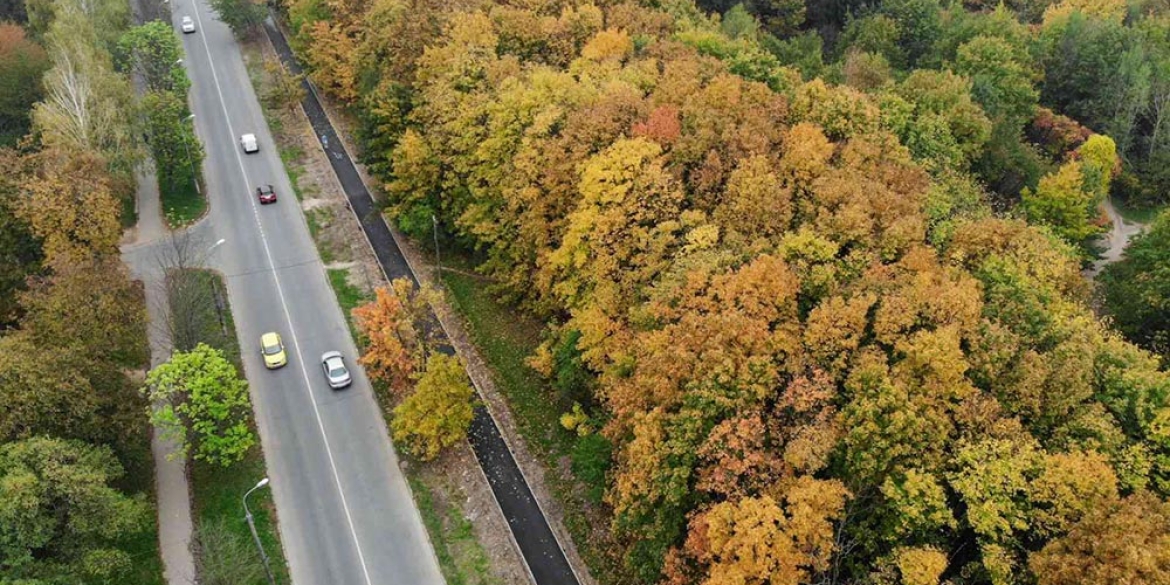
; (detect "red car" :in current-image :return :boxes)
[256,185,277,204]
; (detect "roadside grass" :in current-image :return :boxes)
[279,145,312,202]
[408,474,500,585]
[440,273,566,456]
[441,269,629,581]
[327,268,367,337]
[306,208,335,264]
[161,174,206,228]
[171,268,289,585]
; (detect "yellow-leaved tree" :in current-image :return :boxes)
[391,353,475,461]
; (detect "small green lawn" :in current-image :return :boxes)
[162,174,207,228]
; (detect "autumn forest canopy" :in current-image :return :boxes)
[280,0,1170,583]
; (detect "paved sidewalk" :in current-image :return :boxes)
[122,162,198,585]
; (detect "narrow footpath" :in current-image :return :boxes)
[120,162,198,585]
[1086,196,1148,279]
[263,17,582,585]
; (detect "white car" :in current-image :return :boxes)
[240,133,258,153]
[180,16,195,33]
[321,351,352,389]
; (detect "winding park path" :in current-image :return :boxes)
[1085,197,1149,279]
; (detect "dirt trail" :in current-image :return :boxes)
[1085,197,1148,279]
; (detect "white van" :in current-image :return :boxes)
[240,133,258,153]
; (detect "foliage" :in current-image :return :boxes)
[1100,210,1170,359]
[142,343,256,467]
[116,21,188,95]
[0,149,43,327]
[391,353,476,461]
[286,0,1170,583]
[16,149,122,267]
[33,8,138,176]
[18,256,146,367]
[208,0,268,37]
[1028,491,1170,585]
[0,24,49,146]
[260,58,305,113]
[354,281,424,392]
[0,437,149,584]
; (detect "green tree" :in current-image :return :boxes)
[208,0,268,37]
[880,0,941,68]
[391,353,475,461]
[0,149,42,327]
[0,332,100,442]
[117,21,189,96]
[954,35,1038,129]
[1021,160,1099,243]
[1038,13,1151,156]
[0,436,149,583]
[19,257,146,368]
[142,343,256,467]
[142,89,203,199]
[0,24,50,146]
[1100,210,1170,359]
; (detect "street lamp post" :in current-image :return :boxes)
[181,113,200,195]
[432,214,441,279]
[243,478,277,585]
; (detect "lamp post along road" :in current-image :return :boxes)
[182,113,201,195]
[243,477,277,585]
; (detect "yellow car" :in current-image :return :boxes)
[260,332,287,369]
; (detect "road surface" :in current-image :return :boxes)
[172,3,444,584]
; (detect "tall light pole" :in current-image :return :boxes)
[243,477,277,585]
[181,114,200,195]
[432,214,441,280]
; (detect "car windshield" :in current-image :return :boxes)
[263,344,281,355]
[328,361,347,377]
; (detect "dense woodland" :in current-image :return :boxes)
[283,0,1170,584]
[0,0,172,581]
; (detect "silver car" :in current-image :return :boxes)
[180,16,195,33]
[321,351,351,389]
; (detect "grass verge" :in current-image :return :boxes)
[170,268,289,585]
[441,270,628,581]
[162,174,207,228]
[327,268,367,336]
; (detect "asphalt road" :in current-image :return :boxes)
[172,4,444,585]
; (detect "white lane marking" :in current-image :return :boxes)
[187,7,375,585]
